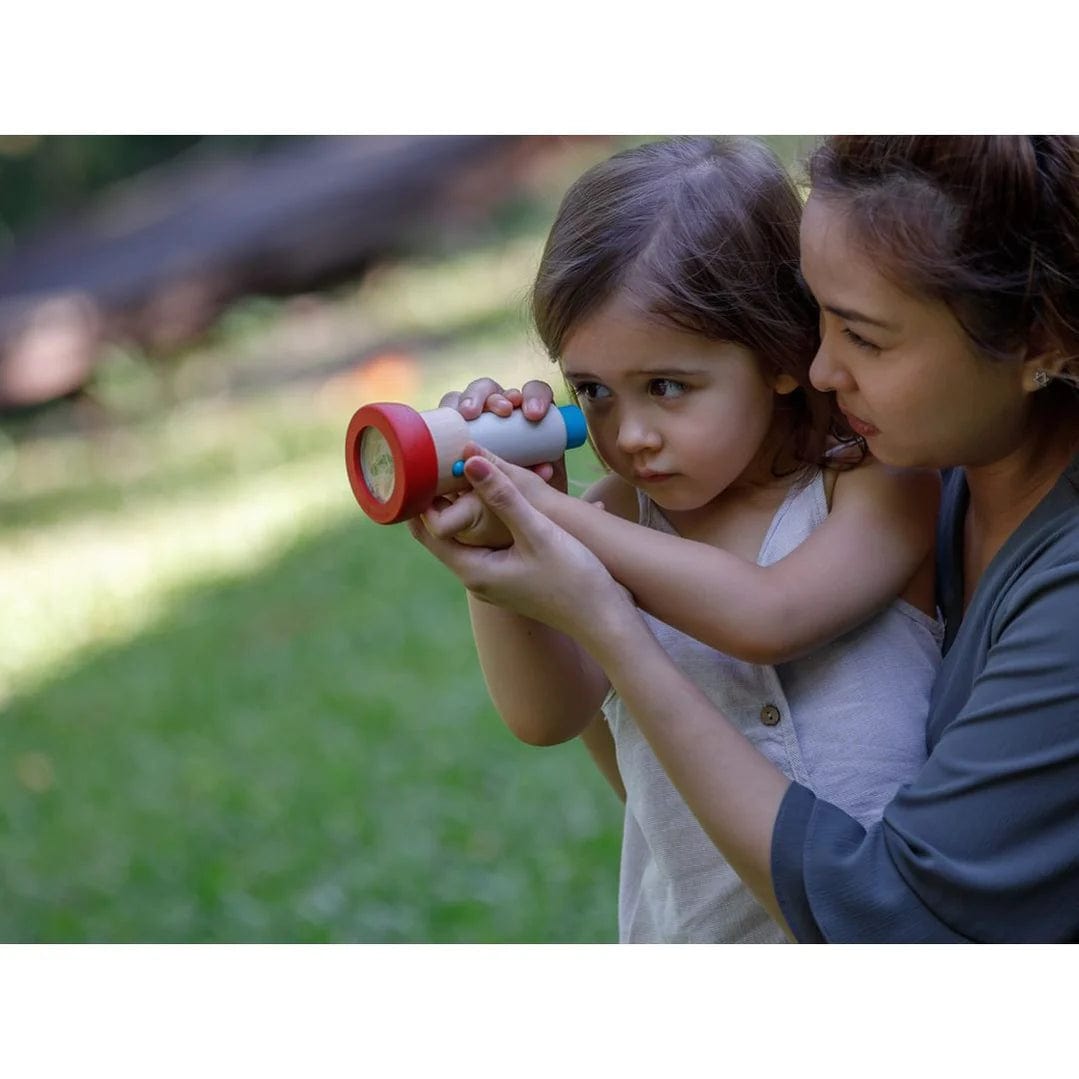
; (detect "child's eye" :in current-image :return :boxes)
[841,327,880,353]
[649,378,687,398]
[573,382,611,402]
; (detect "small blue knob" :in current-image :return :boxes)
[558,404,588,449]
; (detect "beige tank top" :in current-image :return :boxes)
[606,470,944,943]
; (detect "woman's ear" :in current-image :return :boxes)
[1021,351,1072,392]
[1020,327,1071,392]
[772,373,799,395]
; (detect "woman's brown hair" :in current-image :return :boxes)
[808,136,1079,390]
[531,136,860,474]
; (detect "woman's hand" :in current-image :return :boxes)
[409,453,635,646]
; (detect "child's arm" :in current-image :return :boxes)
[463,590,611,747]
[413,455,792,928]
[453,450,939,667]
[411,459,626,750]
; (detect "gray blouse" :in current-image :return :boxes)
[772,450,1079,942]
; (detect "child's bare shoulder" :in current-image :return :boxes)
[830,451,941,532]
[583,473,640,522]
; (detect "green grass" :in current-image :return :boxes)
[0,214,623,942]
[2,505,621,942]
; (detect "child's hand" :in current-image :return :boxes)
[421,490,514,549]
[419,442,585,550]
[439,377,567,492]
[408,454,636,645]
[440,377,555,423]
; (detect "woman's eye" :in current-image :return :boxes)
[574,382,610,402]
[649,378,687,398]
[841,327,880,352]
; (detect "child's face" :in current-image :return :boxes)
[560,293,789,514]
[800,194,1032,470]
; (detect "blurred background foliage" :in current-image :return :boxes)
[0,134,817,942]
[0,137,283,238]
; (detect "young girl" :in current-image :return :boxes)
[413,136,943,943]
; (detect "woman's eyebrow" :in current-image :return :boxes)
[824,304,899,332]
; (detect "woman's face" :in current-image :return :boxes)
[800,194,1032,470]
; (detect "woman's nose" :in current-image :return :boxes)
[809,338,853,394]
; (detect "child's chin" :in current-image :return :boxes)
[650,491,713,514]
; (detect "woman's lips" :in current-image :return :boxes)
[841,408,880,438]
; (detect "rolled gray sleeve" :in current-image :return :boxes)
[771,559,1079,943]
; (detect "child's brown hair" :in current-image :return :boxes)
[531,136,860,474]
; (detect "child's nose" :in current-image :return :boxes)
[616,412,662,455]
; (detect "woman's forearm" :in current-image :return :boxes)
[579,602,793,928]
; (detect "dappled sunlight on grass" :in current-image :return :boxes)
[1,501,621,942]
[0,195,618,941]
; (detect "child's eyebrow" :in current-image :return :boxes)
[564,365,708,380]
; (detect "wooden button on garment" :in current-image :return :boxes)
[760,703,781,727]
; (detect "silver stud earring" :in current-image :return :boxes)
[1034,369,1051,388]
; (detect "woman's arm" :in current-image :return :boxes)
[775,552,1079,943]
[453,449,939,666]
[588,604,793,924]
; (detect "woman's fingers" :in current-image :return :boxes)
[460,443,543,491]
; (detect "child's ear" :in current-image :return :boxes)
[771,373,799,395]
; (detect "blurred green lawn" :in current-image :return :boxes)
[0,136,819,942]
[0,192,624,942]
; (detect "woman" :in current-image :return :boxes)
[412,136,1079,942]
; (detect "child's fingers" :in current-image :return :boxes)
[521,380,555,420]
[422,491,483,539]
[462,456,547,548]
[408,512,488,586]
[482,388,519,417]
[452,377,509,419]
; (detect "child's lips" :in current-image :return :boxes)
[634,469,675,482]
